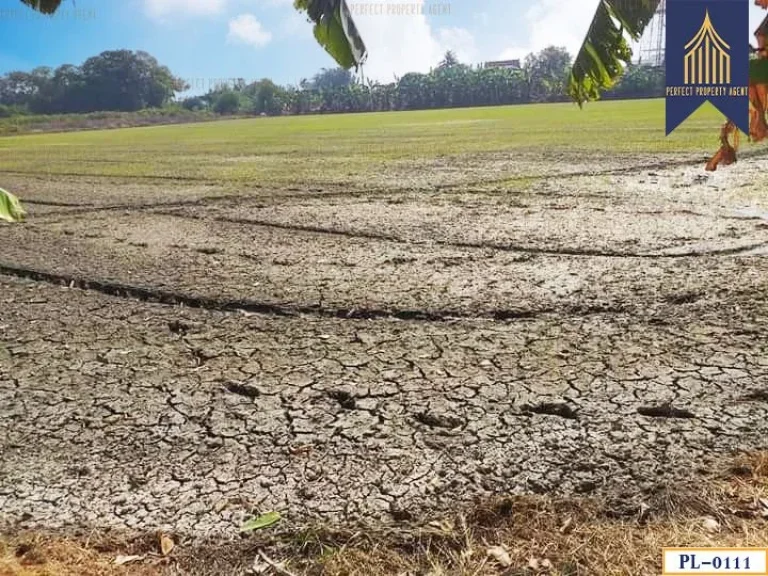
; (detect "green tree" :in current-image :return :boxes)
[310,67,354,91]
[0,51,188,114]
[212,90,244,115]
[524,46,572,102]
[605,64,664,99]
[78,50,186,112]
[245,79,287,115]
[438,50,459,69]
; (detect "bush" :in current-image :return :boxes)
[0,105,28,118]
[213,91,243,115]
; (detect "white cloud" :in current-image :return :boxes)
[498,0,594,61]
[498,46,528,62]
[228,14,273,48]
[144,0,227,19]
[437,27,477,63]
[347,0,476,81]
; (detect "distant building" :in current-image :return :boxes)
[483,59,522,70]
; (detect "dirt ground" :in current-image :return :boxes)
[1,151,768,571]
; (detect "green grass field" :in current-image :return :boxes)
[0,99,730,187]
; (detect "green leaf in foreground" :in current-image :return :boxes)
[0,188,26,223]
[240,511,281,532]
[294,0,367,69]
[568,0,662,105]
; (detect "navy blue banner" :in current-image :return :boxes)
[666,0,749,135]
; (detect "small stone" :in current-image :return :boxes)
[487,545,512,567]
[702,516,720,533]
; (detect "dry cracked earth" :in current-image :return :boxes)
[2,153,768,540]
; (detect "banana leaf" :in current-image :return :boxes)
[0,188,26,223]
[569,0,663,104]
[20,0,63,14]
[294,0,367,69]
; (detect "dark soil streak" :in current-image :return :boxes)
[154,210,768,259]
[0,262,649,323]
[0,260,534,322]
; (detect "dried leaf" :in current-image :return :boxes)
[427,519,453,534]
[159,533,175,556]
[559,516,574,534]
[487,545,512,567]
[241,511,281,532]
[114,554,145,565]
[251,556,270,574]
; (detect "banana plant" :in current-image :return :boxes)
[20,0,62,13]
[1,0,367,222]
[294,0,367,70]
[568,0,663,104]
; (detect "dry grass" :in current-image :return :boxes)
[2,452,768,576]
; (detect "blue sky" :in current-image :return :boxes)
[1,0,767,94]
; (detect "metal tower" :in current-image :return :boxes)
[634,0,666,67]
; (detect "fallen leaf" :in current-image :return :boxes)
[241,511,281,532]
[159,533,175,556]
[559,516,573,534]
[487,545,512,567]
[114,555,145,565]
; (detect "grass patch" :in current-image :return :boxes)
[0,100,735,188]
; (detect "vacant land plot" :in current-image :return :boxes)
[2,100,768,574]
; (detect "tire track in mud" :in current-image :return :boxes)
[0,169,222,183]
[0,260,637,322]
[23,193,249,215]
[151,209,768,259]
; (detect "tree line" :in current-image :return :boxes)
[0,47,664,118]
[0,50,187,117]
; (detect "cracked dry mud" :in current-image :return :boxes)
[2,153,768,539]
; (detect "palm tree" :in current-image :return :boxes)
[1,0,368,222]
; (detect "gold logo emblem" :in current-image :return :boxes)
[684,9,731,84]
